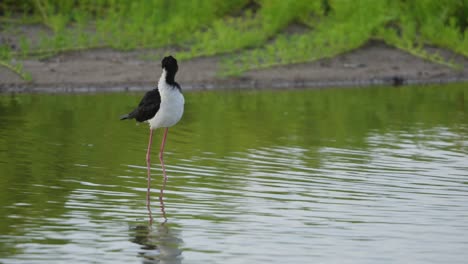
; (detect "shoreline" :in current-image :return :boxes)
[1,41,468,93]
[2,76,468,94]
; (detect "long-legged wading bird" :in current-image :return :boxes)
[120,56,184,213]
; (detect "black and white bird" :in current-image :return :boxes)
[120,55,184,212]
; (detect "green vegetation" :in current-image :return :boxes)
[222,0,466,75]
[1,0,468,80]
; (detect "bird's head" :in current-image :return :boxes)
[161,56,178,74]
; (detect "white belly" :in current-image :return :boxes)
[148,88,184,130]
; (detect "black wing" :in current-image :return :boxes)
[120,89,161,122]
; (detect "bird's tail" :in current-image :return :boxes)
[120,114,130,120]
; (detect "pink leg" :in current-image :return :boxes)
[146,129,154,222]
[159,128,169,203]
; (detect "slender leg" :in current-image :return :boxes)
[159,128,169,180]
[159,128,169,203]
[146,129,154,222]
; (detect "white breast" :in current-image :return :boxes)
[148,71,185,130]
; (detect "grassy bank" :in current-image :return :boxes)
[1,0,468,80]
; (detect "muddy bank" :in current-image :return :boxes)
[1,41,468,93]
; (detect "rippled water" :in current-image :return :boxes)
[1,85,468,263]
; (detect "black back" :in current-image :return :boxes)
[120,89,161,122]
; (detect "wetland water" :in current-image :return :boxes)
[1,84,467,263]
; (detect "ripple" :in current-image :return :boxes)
[2,88,468,264]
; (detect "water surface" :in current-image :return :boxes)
[1,84,468,263]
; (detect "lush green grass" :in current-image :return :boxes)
[221,0,388,75]
[221,0,466,75]
[176,0,322,59]
[1,0,468,80]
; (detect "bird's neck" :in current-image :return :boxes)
[161,69,176,85]
[158,69,180,93]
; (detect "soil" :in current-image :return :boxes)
[1,26,468,93]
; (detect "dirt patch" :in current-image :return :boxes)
[1,39,468,93]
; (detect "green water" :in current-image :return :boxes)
[0,85,467,263]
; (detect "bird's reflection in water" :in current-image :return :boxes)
[130,222,183,264]
[148,175,169,225]
[130,187,182,263]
